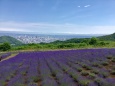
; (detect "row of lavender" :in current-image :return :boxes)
[0,52,11,60]
[0,49,115,86]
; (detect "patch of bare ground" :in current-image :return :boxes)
[38,80,42,86]
[1,53,18,62]
[109,74,115,78]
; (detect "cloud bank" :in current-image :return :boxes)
[0,21,115,34]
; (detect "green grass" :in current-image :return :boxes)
[9,41,115,51]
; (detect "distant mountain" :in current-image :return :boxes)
[0,36,23,45]
[98,33,115,41]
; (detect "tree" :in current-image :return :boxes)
[0,42,11,51]
[82,39,89,45]
[99,41,106,46]
[89,37,98,45]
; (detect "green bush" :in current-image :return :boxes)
[112,58,115,62]
[88,73,96,79]
[98,41,106,46]
[71,73,79,80]
[110,70,115,75]
[92,63,99,67]
[91,69,99,74]
[0,42,11,51]
[57,43,76,48]
[77,67,82,72]
[101,62,109,66]
[78,80,90,86]
[82,39,89,45]
[78,43,87,47]
[82,64,87,68]
[94,78,111,86]
[89,37,98,45]
[32,76,40,83]
[106,56,113,59]
[84,66,92,70]
[100,72,109,78]
[81,71,89,76]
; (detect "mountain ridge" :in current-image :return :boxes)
[98,33,115,41]
[0,36,23,45]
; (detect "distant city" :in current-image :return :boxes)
[0,31,105,44]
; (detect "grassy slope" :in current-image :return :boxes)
[98,33,115,41]
[0,36,23,45]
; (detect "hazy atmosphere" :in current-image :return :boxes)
[0,0,115,34]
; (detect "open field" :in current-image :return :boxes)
[0,49,115,86]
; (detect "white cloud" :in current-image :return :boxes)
[0,21,115,34]
[78,6,80,8]
[84,5,91,8]
[0,27,25,32]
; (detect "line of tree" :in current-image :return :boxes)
[0,37,112,51]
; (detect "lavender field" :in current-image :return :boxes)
[0,52,11,60]
[0,49,115,86]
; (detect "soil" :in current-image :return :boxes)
[1,53,18,62]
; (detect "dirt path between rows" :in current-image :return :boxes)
[1,53,18,62]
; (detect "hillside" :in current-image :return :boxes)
[98,33,115,41]
[0,36,23,45]
[51,38,90,44]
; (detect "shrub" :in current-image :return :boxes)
[6,76,11,82]
[81,71,89,76]
[77,68,82,72]
[91,70,99,74]
[111,59,115,62]
[82,64,92,70]
[82,64,87,68]
[92,63,99,67]
[21,71,27,76]
[101,62,109,66]
[85,66,92,70]
[88,73,96,79]
[71,74,79,80]
[99,72,109,78]
[32,76,40,83]
[0,42,11,51]
[78,80,90,86]
[98,64,103,68]
[99,41,106,46]
[110,71,115,75]
[94,78,103,86]
[1,81,7,86]
[78,43,87,47]
[106,56,113,59]
[82,39,89,45]
[95,78,111,86]
[89,37,98,45]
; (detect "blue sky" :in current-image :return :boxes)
[0,0,115,34]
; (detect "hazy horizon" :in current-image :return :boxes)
[0,0,115,34]
[0,31,109,35]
